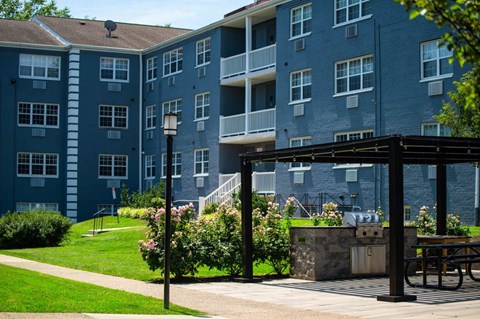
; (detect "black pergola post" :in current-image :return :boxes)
[378,138,416,302]
[240,158,254,280]
[436,164,447,235]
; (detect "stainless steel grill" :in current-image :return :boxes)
[343,212,383,238]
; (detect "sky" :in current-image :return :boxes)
[54,0,254,30]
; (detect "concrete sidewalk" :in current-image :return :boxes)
[1,254,480,319]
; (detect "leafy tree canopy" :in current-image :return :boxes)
[0,0,70,20]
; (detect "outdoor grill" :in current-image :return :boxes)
[343,212,383,238]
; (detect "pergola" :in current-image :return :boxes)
[239,135,480,302]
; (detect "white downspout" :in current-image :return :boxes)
[475,167,479,225]
[138,54,143,193]
[245,16,252,135]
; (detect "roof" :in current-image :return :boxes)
[241,135,480,165]
[35,16,191,50]
[0,19,63,46]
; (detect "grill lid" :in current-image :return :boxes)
[342,212,381,227]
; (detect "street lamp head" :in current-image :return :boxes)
[163,113,178,136]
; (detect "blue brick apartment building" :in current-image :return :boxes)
[0,0,478,224]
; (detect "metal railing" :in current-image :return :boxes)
[220,44,276,79]
[91,208,119,235]
[220,108,275,138]
[252,171,275,194]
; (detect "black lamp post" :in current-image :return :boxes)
[163,113,177,310]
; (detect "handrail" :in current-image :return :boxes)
[92,208,106,235]
[199,173,241,214]
[290,196,312,218]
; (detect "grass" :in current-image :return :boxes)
[0,264,203,315]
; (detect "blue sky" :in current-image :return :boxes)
[55,0,253,29]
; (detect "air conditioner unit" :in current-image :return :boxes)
[108,83,121,92]
[197,121,205,131]
[346,169,358,182]
[33,80,46,89]
[198,67,206,78]
[346,95,359,108]
[146,130,154,140]
[147,82,154,92]
[145,179,153,190]
[168,76,175,86]
[428,165,437,179]
[196,177,204,188]
[293,104,304,117]
[428,81,443,96]
[107,180,121,188]
[31,178,45,188]
[32,128,46,137]
[295,38,305,51]
[293,171,304,184]
[107,130,121,139]
[345,24,358,38]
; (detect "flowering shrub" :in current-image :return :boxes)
[118,207,149,219]
[311,213,321,226]
[320,202,343,226]
[446,213,470,236]
[416,206,436,235]
[138,203,199,278]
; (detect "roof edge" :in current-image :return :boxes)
[33,16,71,46]
[0,41,67,51]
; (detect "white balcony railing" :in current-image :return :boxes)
[220,108,275,138]
[221,44,276,79]
[252,171,275,194]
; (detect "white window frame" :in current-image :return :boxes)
[146,57,157,82]
[289,137,312,171]
[18,102,59,128]
[290,69,312,104]
[17,152,59,178]
[161,152,182,178]
[162,99,182,124]
[195,92,210,121]
[99,105,128,129]
[98,204,121,215]
[194,148,209,176]
[16,202,59,212]
[334,0,372,27]
[333,130,374,169]
[421,123,451,137]
[335,55,374,96]
[100,57,129,82]
[196,38,211,67]
[19,54,61,80]
[420,39,453,81]
[145,155,156,179]
[145,105,156,130]
[98,154,128,179]
[163,47,183,76]
[290,3,312,39]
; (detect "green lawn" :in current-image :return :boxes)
[0,264,202,315]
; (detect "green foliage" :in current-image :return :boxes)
[446,213,471,236]
[320,202,343,226]
[201,202,218,215]
[232,189,271,212]
[121,182,165,209]
[0,211,71,249]
[0,0,70,19]
[416,205,470,236]
[117,207,149,219]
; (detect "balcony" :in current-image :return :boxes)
[220,108,275,144]
[220,44,276,85]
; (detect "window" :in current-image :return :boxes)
[19,54,60,80]
[16,202,58,212]
[162,152,182,178]
[162,99,182,123]
[335,55,373,95]
[145,155,156,179]
[98,204,121,215]
[335,0,372,25]
[100,57,129,82]
[421,123,451,137]
[18,102,59,128]
[194,149,209,175]
[145,105,156,130]
[334,130,374,142]
[421,40,453,80]
[99,105,128,129]
[290,69,312,103]
[195,92,210,120]
[99,155,128,178]
[163,48,183,76]
[17,152,58,177]
[290,137,312,170]
[146,57,157,82]
[404,205,412,221]
[291,3,312,38]
[196,38,211,66]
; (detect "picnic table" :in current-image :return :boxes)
[405,241,480,290]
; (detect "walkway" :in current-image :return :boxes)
[1,254,479,319]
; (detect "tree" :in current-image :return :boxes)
[395,0,480,136]
[0,0,70,20]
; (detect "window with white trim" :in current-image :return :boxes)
[99,105,128,129]
[99,155,128,178]
[19,54,60,80]
[100,57,129,82]
[290,69,312,103]
[16,202,59,212]
[335,0,372,25]
[421,123,451,137]
[289,137,312,170]
[18,102,59,128]
[421,40,453,80]
[163,48,183,76]
[194,149,209,176]
[291,3,312,38]
[404,205,412,221]
[195,92,210,120]
[145,105,156,130]
[98,204,121,215]
[335,55,373,95]
[162,99,182,123]
[146,57,157,82]
[17,152,58,177]
[145,155,156,179]
[162,152,182,178]
[335,130,374,142]
[196,38,211,66]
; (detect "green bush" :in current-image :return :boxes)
[201,202,218,215]
[0,211,71,249]
[416,206,470,236]
[121,183,165,208]
[118,207,149,219]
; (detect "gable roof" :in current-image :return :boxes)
[35,16,191,50]
[0,19,63,46]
